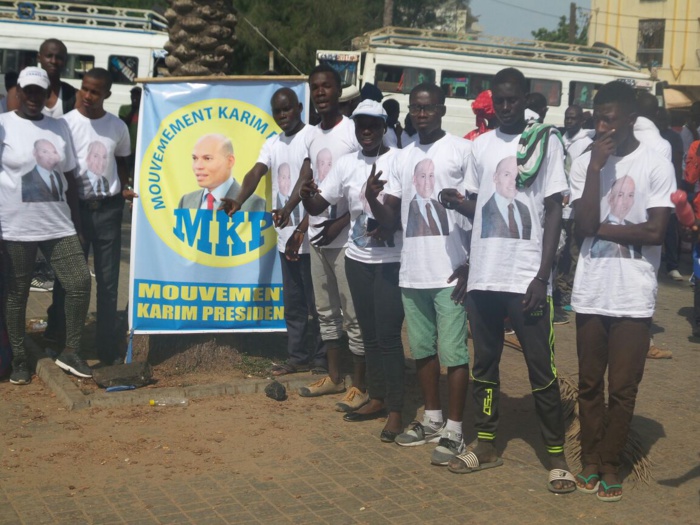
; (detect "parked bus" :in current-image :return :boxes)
[0,0,168,115]
[318,27,662,136]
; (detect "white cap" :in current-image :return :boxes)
[339,84,360,103]
[351,99,387,120]
[18,67,50,89]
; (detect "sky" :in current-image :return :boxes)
[469,0,591,39]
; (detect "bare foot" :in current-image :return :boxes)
[598,473,622,500]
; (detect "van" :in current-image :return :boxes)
[318,26,662,136]
[0,0,168,115]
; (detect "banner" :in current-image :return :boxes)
[129,78,308,333]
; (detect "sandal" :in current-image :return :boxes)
[270,362,309,376]
[596,480,623,502]
[447,451,504,474]
[547,469,577,494]
[575,472,600,494]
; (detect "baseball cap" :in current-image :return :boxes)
[18,67,50,89]
[351,99,388,121]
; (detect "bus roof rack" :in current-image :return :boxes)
[0,0,168,32]
[352,26,641,73]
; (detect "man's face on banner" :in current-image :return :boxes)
[191,135,235,191]
[413,158,435,199]
[34,140,60,171]
[86,141,108,176]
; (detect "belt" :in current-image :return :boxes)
[80,194,123,210]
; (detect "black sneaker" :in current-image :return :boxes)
[553,308,570,325]
[9,362,31,385]
[55,352,93,378]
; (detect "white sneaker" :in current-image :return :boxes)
[668,269,683,281]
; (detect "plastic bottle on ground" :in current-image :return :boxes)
[149,397,188,407]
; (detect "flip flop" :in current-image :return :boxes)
[576,472,601,494]
[596,480,623,502]
[547,469,577,494]
[447,451,504,474]
[270,362,309,376]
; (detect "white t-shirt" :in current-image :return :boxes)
[62,110,130,200]
[305,116,361,249]
[42,87,64,118]
[319,147,403,264]
[0,112,78,241]
[384,133,472,288]
[466,128,569,294]
[383,128,399,149]
[569,144,675,317]
[565,128,594,162]
[256,125,312,254]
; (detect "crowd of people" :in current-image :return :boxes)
[2,37,698,505]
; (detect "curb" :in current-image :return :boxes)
[25,338,344,410]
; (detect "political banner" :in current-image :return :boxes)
[129,78,308,333]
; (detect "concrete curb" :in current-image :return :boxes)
[25,338,343,410]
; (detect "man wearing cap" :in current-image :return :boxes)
[0,66,92,384]
[299,100,406,439]
[365,82,472,465]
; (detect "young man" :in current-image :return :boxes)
[443,68,575,492]
[220,87,326,377]
[570,80,674,502]
[278,65,366,410]
[8,39,76,116]
[48,68,135,365]
[366,83,471,465]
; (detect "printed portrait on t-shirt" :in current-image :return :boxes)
[480,156,532,239]
[406,158,449,238]
[275,163,299,226]
[315,148,336,219]
[22,139,65,203]
[590,175,642,259]
[352,181,395,248]
[79,140,111,199]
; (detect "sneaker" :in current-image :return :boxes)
[395,420,445,447]
[668,269,683,281]
[430,430,465,466]
[9,362,31,385]
[553,308,570,325]
[30,277,54,292]
[334,386,369,412]
[55,352,93,378]
[298,376,345,397]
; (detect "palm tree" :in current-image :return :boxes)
[163,0,237,76]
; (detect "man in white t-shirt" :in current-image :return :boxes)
[276,65,366,405]
[46,68,135,365]
[220,87,327,378]
[570,80,675,502]
[443,68,575,493]
[367,82,472,466]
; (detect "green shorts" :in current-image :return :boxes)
[401,287,469,367]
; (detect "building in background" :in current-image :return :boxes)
[589,0,700,107]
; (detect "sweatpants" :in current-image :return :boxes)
[467,290,565,455]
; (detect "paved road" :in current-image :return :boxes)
[5,210,699,524]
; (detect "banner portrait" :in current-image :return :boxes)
[129,78,308,333]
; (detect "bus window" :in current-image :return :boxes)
[530,79,561,107]
[441,71,492,99]
[317,58,358,89]
[570,81,601,109]
[63,54,94,80]
[108,55,138,84]
[375,64,434,94]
